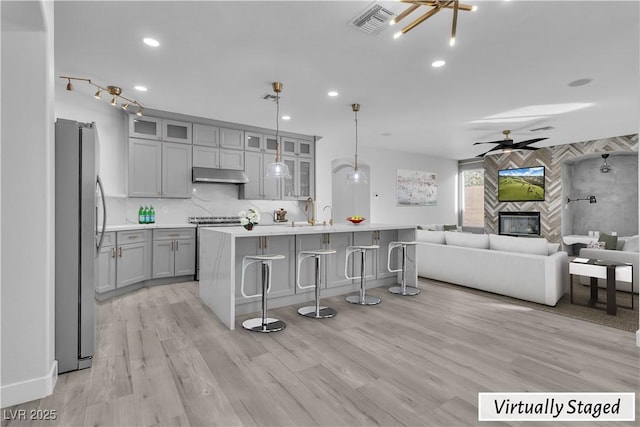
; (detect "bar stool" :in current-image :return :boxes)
[345,245,381,305]
[296,249,337,318]
[387,241,420,296]
[240,254,286,333]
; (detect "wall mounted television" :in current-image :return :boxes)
[498,166,545,202]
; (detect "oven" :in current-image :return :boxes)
[188,216,241,280]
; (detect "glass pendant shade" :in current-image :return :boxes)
[265,161,291,179]
[346,167,367,184]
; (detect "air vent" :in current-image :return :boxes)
[348,2,395,35]
[530,126,555,132]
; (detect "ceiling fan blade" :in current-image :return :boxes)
[514,137,549,147]
[473,139,512,145]
[518,146,540,151]
[475,144,505,157]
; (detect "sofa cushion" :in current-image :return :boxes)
[622,235,639,252]
[489,234,549,256]
[416,230,446,244]
[445,231,489,249]
[547,243,560,255]
[598,232,618,250]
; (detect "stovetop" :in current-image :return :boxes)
[188,216,242,226]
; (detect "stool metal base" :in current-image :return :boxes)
[298,306,337,319]
[388,285,420,296]
[345,294,381,305]
[242,317,286,333]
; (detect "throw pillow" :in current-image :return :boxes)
[488,234,549,256]
[445,231,490,249]
[598,232,618,250]
[622,235,639,252]
[587,240,605,249]
[443,224,458,231]
[547,243,560,255]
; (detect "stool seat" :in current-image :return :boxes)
[345,245,381,305]
[388,241,419,296]
[240,254,286,333]
[297,249,337,319]
[246,254,286,261]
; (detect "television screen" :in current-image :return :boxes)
[498,166,545,202]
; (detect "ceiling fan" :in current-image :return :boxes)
[474,130,548,157]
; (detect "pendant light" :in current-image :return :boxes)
[346,103,368,184]
[265,81,291,180]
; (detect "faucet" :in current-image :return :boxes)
[304,197,316,225]
[323,205,333,226]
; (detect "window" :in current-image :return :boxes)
[459,161,485,231]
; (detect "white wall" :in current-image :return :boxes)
[1,0,57,407]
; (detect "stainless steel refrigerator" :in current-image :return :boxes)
[55,118,106,374]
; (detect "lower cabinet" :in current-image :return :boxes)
[116,230,152,288]
[235,235,295,303]
[295,232,353,292]
[96,232,116,293]
[353,229,398,281]
[152,228,196,278]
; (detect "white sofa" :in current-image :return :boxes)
[578,235,639,293]
[416,231,568,306]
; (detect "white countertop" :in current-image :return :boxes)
[200,223,416,237]
[102,223,196,232]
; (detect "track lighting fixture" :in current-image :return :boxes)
[567,195,597,204]
[390,0,476,45]
[60,76,144,116]
[264,82,291,180]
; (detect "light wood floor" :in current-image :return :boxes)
[3,279,639,427]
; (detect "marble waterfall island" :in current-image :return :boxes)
[199,224,417,330]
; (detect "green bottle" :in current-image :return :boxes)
[149,206,155,224]
[143,206,149,224]
[138,206,144,224]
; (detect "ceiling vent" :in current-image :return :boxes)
[530,126,555,132]
[348,2,395,36]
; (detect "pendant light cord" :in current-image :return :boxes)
[354,109,359,170]
[275,92,280,162]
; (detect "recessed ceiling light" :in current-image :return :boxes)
[328,91,339,97]
[431,60,446,68]
[143,37,160,47]
[134,85,147,92]
[281,115,291,121]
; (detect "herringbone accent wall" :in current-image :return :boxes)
[484,134,639,243]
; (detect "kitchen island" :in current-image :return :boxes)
[199,223,417,330]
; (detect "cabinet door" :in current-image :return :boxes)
[96,244,116,293]
[117,241,149,288]
[263,236,295,298]
[352,231,376,280]
[298,140,313,158]
[262,155,281,200]
[152,240,174,278]
[128,138,162,197]
[219,148,245,170]
[129,116,162,140]
[220,128,244,149]
[295,234,327,293]
[245,132,263,152]
[281,156,297,199]
[241,151,262,199]
[264,135,279,155]
[376,230,398,279]
[297,158,314,199]
[193,145,219,168]
[281,137,297,156]
[193,123,219,147]
[162,142,192,198]
[174,238,196,276]
[326,232,353,288]
[163,119,192,144]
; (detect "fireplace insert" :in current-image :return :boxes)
[499,211,541,237]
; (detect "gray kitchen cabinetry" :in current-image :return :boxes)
[220,127,244,150]
[128,138,191,198]
[281,155,314,200]
[295,232,353,293]
[219,148,245,170]
[116,230,151,288]
[193,125,244,170]
[193,123,219,147]
[353,230,398,281]
[192,144,219,168]
[241,151,280,200]
[281,136,313,158]
[244,132,278,154]
[95,232,116,293]
[235,235,295,304]
[152,228,196,278]
[128,115,192,144]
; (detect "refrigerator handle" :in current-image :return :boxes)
[96,175,107,252]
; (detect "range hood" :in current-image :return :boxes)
[192,167,249,184]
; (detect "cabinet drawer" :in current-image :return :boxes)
[100,232,115,247]
[154,228,195,240]
[117,230,148,244]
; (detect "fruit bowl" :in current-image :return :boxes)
[347,216,366,224]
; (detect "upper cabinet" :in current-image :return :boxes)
[281,136,313,158]
[128,115,192,144]
[193,123,219,147]
[220,128,244,150]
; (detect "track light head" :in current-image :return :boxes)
[94,89,101,99]
[122,103,129,111]
[66,79,73,91]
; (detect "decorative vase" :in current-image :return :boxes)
[244,223,254,231]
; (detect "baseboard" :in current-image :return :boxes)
[0,361,57,408]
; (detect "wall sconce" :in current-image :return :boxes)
[567,195,597,204]
[600,153,611,173]
[60,76,144,116]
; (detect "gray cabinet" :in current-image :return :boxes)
[281,136,313,158]
[193,123,219,147]
[353,230,398,281]
[220,148,245,170]
[116,230,151,288]
[192,145,219,168]
[296,232,352,293]
[241,151,280,200]
[281,155,314,200]
[128,115,191,144]
[193,126,244,170]
[220,128,244,149]
[235,235,295,304]
[152,228,196,278]
[95,232,116,293]
[128,139,191,198]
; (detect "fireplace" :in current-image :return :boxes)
[499,211,541,237]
